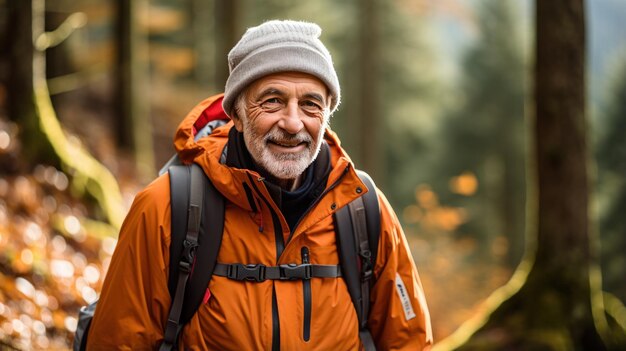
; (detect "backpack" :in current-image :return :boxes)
[74,110,381,351]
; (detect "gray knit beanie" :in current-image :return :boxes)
[222,20,340,116]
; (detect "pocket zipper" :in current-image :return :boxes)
[302,247,311,342]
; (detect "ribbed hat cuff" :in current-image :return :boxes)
[223,44,340,117]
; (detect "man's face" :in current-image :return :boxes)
[233,72,330,182]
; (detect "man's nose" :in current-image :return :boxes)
[278,100,304,134]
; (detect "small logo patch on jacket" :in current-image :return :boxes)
[395,273,416,321]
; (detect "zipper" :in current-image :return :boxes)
[245,175,284,351]
[247,175,285,256]
[301,247,312,342]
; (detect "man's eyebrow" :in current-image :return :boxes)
[303,92,326,105]
[255,88,285,101]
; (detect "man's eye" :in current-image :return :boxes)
[261,98,282,109]
[301,100,322,111]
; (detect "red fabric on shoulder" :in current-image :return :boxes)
[193,96,228,135]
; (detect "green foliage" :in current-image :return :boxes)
[432,0,527,265]
[596,56,626,303]
[379,0,447,208]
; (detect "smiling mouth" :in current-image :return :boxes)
[268,140,308,148]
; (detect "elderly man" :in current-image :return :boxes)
[87,20,432,350]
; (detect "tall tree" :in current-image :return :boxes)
[354,0,383,183]
[7,0,57,164]
[116,0,154,181]
[191,0,213,88]
[434,0,621,349]
[214,0,240,90]
[526,0,606,347]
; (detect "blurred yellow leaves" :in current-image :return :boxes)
[449,171,478,196]
[404,184,468,232]
[0,130,10,150]
[150,44,195,77]
[402,172,515,340]
[404,172,478,233]
[142,5,185,34]
[0,164,118,348]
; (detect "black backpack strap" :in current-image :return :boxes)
[334,170,381,351]
[356,170,381,275]
[161,163,224,351]
[73,300,97,351]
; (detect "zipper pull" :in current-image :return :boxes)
[301,247,310,264]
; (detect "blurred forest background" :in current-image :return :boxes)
[0,0,625,349]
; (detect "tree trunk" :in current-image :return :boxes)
[192,0,213,88]
[116,0,133,150]
[116,0,154,181]
[482,1,608,348]
[531,0,598,345]
[6,0,57,166]
[355,0,384,186]
[213,0,239,91]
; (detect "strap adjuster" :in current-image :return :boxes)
[360,250,373,282]
[179,239,198,273]
[279,263,312,280]
[227,263,266,282]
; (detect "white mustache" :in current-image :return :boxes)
[264,128,312,146]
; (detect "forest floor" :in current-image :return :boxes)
[0,115,117,349]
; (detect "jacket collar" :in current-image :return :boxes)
[224,126,331,203]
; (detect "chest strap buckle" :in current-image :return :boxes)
[227,263,266,282]
[279,263,312,280]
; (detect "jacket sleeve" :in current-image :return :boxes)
[368,191,433,350]
[86,176,172,350]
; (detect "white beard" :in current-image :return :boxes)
[242,122,325,180]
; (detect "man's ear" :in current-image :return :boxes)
[231,112,244,132]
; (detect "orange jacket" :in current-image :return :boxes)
[87,95,432,350]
